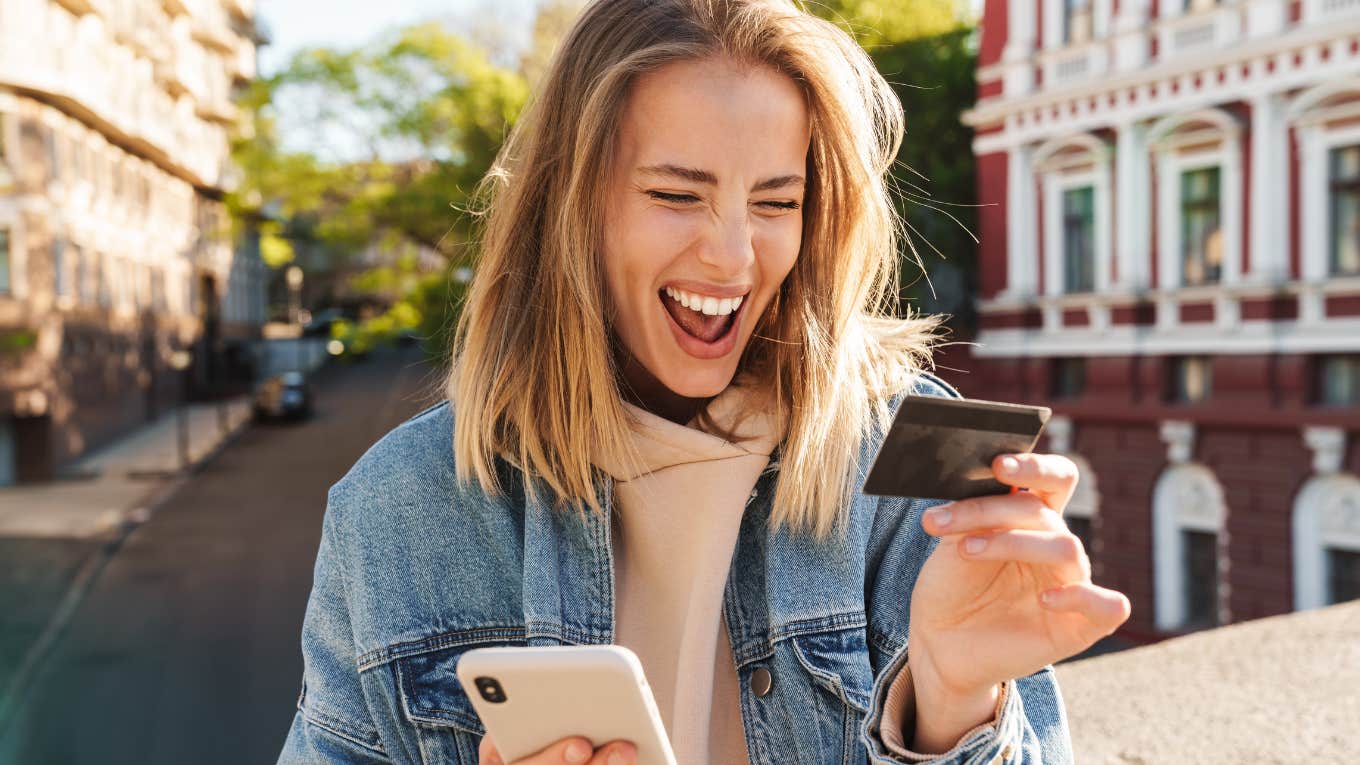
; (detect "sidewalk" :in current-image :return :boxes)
[0,397,253,540]
[0,396,254,732]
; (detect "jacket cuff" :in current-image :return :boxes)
[863,643,1023,764]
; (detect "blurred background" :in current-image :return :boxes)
[0,0,1356,762]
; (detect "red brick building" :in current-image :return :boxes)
[942,0,1360,643]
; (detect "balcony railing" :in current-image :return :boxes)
[1303,0,1360,24]
[1040,43,1110,87]
[1157,5,1243,60]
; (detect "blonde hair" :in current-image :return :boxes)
[450,0,946,540]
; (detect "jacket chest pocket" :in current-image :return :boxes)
[772,625,874,765]
[395,639,525,765]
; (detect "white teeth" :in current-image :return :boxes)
[664,286,747,316]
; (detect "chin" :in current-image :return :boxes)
[654,359,738,399]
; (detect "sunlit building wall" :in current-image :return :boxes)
[0,0,267,484]
[952,0,1360,641]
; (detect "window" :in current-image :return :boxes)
[1181,167,1222,286]
[75,246,90,304]
[1167,356,1212,403]
[0,228,10,296]
[1063,185,1096,292]
[1329,144,1360,276]
[96,253,110,307]
[1318,354,1360,407]
[1182,530,1220,628]
[1051,357,1086,399]
[52,239,66,297]
[1064,0,1093,44]
[152,267,165,312]
[1328,548,1360,604]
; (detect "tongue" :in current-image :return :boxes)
[664,295,732,343]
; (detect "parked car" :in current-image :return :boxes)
[253,371,314,421]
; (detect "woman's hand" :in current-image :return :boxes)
[478,734,637,765]
[906,452,1131,749]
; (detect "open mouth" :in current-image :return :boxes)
[659,286,746,346]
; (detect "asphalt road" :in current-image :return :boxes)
[1,347,444,765]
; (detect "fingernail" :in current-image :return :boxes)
[566,740,591,764]
[1041,589,1058,606]
[964,536,987,554]
[927,505,953,528]
[1000,456,1020,475]
[607,746,633,765]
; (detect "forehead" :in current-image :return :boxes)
[615,57,810,175]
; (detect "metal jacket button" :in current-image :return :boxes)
[751,667,773,697]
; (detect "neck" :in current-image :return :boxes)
[616,353,709,425]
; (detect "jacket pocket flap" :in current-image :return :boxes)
[789,626,874,714]
[396,639,522,735]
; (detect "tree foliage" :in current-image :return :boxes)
[233,0,978,354]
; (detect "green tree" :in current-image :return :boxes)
[808,0,980,331]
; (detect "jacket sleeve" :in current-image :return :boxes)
[858,372,1075,763]
[277,492,394,764]
[861,636,1073,764]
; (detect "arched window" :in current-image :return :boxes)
[1288,79,1360,284]
[1153,462,1229,631]
[1034,135,1113,298]
[1147,109,1243,293]
[1293,426,1360,610]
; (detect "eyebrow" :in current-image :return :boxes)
[637,163,805,193]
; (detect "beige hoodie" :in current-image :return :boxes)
[593,381,992,763]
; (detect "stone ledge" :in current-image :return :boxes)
[1055,601,1360,762]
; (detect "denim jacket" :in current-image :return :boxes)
[276,371,1074,765]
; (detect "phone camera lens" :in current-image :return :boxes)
[474,676,507,704]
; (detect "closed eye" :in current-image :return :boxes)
[644,189,696,204]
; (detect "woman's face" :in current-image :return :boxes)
[602,56,810,420]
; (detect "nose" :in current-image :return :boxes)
[695,213,755,277]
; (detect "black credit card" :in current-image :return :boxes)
[861,395,1052,501]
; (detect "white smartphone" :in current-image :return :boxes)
[455,645,678,765]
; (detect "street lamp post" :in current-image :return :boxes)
[169,349,193,472]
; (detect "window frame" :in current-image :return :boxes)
[1153,462,1229,631]
[1327,143,1360,277]
[1179,165,1223,286]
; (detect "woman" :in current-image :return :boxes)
[277,0,1131,763]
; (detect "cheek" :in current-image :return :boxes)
[610,209,695,295]
[756,220,802,283]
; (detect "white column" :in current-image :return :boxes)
[1043,0,1064,51]
[1246,0,1289,38]
[1002,0,1037,97]
[1156,149,1179,291]
[1300,125,1328,283]
[1096,152,1114,293]
[1115,121,1151,289]
[1222,132,1244,286]
[1248,93,1289,283]
[1113,0,1150,72]
[1005,144,1039,299]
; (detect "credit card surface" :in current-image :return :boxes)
[862,395,1051,501]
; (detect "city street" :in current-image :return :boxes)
[0,348,442,765]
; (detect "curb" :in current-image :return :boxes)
[0,409,255,738]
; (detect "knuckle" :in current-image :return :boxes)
[1039,505,1065,529]
[1057,533,1084,559]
